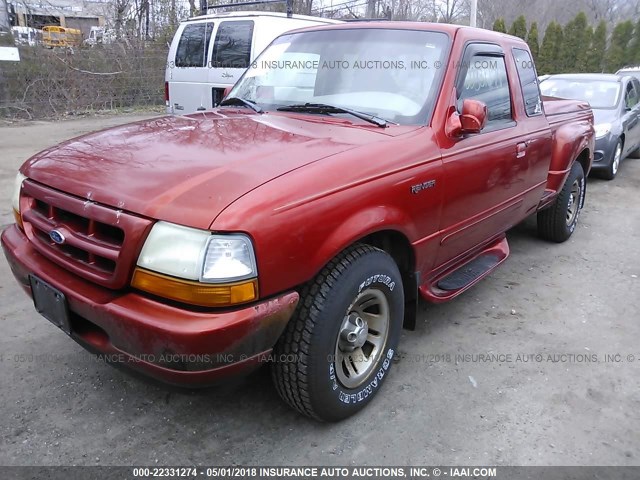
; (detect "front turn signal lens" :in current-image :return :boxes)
[131,268,258,307]
[13,208,24,231]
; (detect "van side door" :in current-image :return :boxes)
[167,21,215,114]
[207,20,255,106]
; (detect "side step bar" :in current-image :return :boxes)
[420,236,510,303]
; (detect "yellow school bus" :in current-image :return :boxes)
[42,26,83,48]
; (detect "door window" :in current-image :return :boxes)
[175,22,214,68]
[624,82,639,109]
[211,20,254,69]
[458,55,513,127]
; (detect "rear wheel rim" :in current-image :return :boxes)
[335,288,390,389]
[612,142,621,175]
[566,178,582,226]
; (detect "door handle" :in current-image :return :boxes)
[516,142,527,158]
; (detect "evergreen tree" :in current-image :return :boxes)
[606,21,634,72]
[527,22,540,61]
[492,18,507,33]
[509,15,528,40]
[586,21,607,72]
[538,22,560,75]
[629,20,640,65]
[576,26,593,73]
[559,12,589,72]
[553,25,564,73]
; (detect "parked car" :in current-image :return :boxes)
[165,11,341,114]
[616,66,640,82]
[3,23,594,421]
[540,73,640,179]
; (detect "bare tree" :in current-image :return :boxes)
[436,0,468,22]
[0,0,10,33]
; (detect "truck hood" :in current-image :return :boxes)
[23,112,408,229]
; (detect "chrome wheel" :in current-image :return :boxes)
[335,288,390,389]
[566,178,582,226]
[612,142,622,175]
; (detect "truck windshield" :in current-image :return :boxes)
[540,78,621,109]
[228,28,449,125]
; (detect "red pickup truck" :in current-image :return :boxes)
[2,23,594,421]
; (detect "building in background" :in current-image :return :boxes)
[9,0,110,38]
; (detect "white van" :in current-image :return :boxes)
[165,11,341,114]
[11,26,41,47]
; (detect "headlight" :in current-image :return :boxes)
[11,172,27,228]
[594,123,611,139]
[132,221,258,307]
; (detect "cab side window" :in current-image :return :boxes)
[458,55,513,128]
[513,48,542,116]
[175,23,214,68]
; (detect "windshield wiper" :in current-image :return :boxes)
[219,97,263,113]
[276,102,390,128]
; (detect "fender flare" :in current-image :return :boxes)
[310,205,418,278]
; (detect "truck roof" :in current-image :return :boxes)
[187,10,342,23]
[279,20,529,44]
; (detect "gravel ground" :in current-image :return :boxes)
[0,114,639,467]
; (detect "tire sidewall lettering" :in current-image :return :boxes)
[332,348,395,405]
[358,274,396,293]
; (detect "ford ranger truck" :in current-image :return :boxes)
[2,23,594,421]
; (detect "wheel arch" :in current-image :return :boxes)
[360,230,419,330]
[575,148,591,178]
[550,121,594,176]
[309,207,420,331]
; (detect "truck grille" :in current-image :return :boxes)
[20,180,153,289]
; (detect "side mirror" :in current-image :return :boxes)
[460,99,488,134]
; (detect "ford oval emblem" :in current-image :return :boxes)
[49,229,65,245]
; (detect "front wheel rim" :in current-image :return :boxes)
[566,178,582,226]
[612,143,622,175]
[335,288,390,389]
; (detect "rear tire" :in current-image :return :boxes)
[272,244,404,422]
[537,161,585,243]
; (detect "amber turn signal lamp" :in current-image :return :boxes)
[13,208,24,231]
[131,268,258,307]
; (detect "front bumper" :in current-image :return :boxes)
[591,134,618,171]
[1,225,299,386]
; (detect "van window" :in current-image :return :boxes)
[513,48,542,116]
[175,22,214,68]
[211,21,254,69]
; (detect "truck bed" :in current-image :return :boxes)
[542,95,593,128]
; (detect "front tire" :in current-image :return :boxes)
[537,161,585,243]
[600,139,622,180]
[272,244,404,421]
